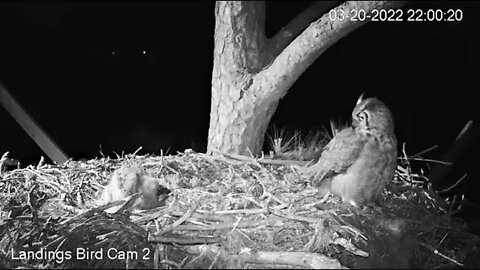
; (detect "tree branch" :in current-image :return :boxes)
[429,120,478,189]
[256,1,407,99]
[266,1,342,60]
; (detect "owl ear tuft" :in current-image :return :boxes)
[356,92,365,106]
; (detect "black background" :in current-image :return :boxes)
[0,1,479,218]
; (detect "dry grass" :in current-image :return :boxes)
[267,126,324,162]
[0,137,478,269]
[265,120,349,162]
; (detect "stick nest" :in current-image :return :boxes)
[0,148,479,269]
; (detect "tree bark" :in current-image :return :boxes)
[208,1,406,156]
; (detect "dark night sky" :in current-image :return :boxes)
[0,1,479,212]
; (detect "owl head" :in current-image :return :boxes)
[352,94,395,134]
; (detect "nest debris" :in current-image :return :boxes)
[0,147,479,269]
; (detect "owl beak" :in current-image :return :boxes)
[356,92,365,105]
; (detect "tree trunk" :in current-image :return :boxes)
[207,1,406,156]
[208,2,268,156]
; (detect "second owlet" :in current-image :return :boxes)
[308,95,397,207]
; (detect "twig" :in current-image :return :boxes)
[168,210,235,223]
[205,209,267,215]
[213,150,308,166]
[132,146,143,157]
[398,156,452,166]
[420,243,464,267]
[412,145,438,157]
[160,259,184,268]
[59,196,136,226]
[149,234,222,245]
[37,156,46,169]
[332,238,368,257]
[132,198,179,224]
[148,219,268,232]
[438,174,467,194]
[160,202,198,234]
[401,143,412,183]
[271,210,318,224]
[164,164,180,174]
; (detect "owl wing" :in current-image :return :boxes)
[311,127,365,187]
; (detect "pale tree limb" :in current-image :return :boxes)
[186,244,347,269]
[256,1,407,99]
[266,1,342,60]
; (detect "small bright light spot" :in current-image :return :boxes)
[142,50,146,55]
[111,51,115,55]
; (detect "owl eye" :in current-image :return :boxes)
[357,111,368,122]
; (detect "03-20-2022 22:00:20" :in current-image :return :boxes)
[329,8,463,22]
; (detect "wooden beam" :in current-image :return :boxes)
[0,82,69,164]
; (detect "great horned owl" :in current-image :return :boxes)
[309,94,397,206]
